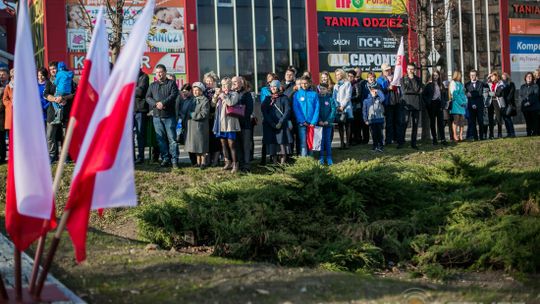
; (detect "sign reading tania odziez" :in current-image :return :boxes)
[317,0,408,72]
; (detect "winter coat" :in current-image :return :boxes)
[38,80,51,121]
[0,83,6,131]
[134,72,150,113]
[350,80,364,111]
[282,81,296,99]
[2,83,13,130]
[54,64,74,96]
[43,78,76,125]
[464,80,486,110]
[146,78,179,118]
[377,75,392,106]
[449,81,467,115]
[488,80,506,110]
[502,81,517,116]
[185,95,209,154]
[362,90,385,124]
[214,91,241,133]
[236,89,254,130]
[293,88,320,126]
[333,80,353,118]
[400,75,423,110]
[262,94,292,145]
[520,83,540,112]
[318,93,337,124]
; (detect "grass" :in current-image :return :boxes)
[1,137,540,303]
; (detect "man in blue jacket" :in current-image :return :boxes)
[293,76,319,156]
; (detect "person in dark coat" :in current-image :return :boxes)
[185,82,210,168]
[520,72,540,136]
[399,63,424,149]
[464,69,485,141]
[232,76,254,172]
[146,64,179,168]
[501,73,516,138]
[348,69,367,145]
[134,69,149,164]
[203,71,221,167]
[423,70,447,144]
[177,83,197,166]
[262,80,292,165]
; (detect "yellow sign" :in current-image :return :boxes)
[317,0,408,15]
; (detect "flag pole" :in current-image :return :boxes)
[0,272,8,300]
[14,250,22,301]
[32,117,76,300]
[28,221,49,294]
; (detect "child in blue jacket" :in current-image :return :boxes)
[317,83,336,165]
[293,76,320,156]
[51,62,74,124]
[363,82,385,152]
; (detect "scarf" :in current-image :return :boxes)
[270,93,280,105]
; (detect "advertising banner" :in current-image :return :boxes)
[317,0,407,15]
[509,35,540,72]
[65,0,185,76]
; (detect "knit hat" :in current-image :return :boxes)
[270,80,281,88]
[192,82,205,92]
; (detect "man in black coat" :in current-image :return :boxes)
[134,69,149,164]
[348,69,369,145]
[146,64,179,168]
[0,67,8,164]
[232,76,254,172]
[43,61,77,163]
[399,63,423,149]
[464,70,485,141]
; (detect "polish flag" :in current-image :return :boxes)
[5,0,55,251]
[391,36,406,86]
[65,0,155,262]
[69,7,110,161]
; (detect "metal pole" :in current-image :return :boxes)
[233,0,239,76]
[214,0,221,77]
[269,0,275,73]
[458,0,464,79]
[430,0,435,73]
[251,0,258,93]
[287,0,293,66]
[445,0,453,81]
[472,0,478,70]
[485,0,491,74]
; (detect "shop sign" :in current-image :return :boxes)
[317,0,407,15]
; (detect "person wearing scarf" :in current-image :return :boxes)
[262,80,292,164]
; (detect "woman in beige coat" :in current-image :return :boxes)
[212,77,241,173]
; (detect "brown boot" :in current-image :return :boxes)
[222,160,232,170]
[231,162,239,173]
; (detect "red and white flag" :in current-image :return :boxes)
[5,0,55,251]
[65,0,155,262]
[391,36,406,86]
[69,7,110,161]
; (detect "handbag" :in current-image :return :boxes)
[505,104,516,117]
[226,104,245,118]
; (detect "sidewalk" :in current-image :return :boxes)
[0,233,84,303]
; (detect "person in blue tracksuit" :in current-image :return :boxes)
[317,83,336,165]
[293,76,320,156]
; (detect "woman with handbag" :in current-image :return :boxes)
[185,82,210,169]
[520,72,540,136]
[487,72,506,139]
[262,80,292,165]
[501,73,516,138]
[212,77,241,173]
[449,71,468,142]
[203,71,222,167]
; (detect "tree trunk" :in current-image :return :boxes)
[109,1,124,64]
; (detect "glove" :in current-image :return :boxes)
[276,123,282,129]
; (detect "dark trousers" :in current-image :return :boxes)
[46,123,63,160]
[370,123,384,149]
[384,104,398,145]
[523,111,540,136]
[397,104,419,146]
[0,129,6,162]
[502,114,515,137]
[468,107,484,140]
[426,99,446,142]
[352,109,369,144]
[134,112,147,160]
[485,104,503,138]
[237,128,253,170]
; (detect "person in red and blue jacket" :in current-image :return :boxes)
[293,75,319,156]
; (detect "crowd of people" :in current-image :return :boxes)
[0,61,539,170]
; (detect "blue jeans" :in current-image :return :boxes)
[502,114,515,136]
[153,116,178,163]
[134,113,147,160]
[320,125,333,159]
[298,125,312,157]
